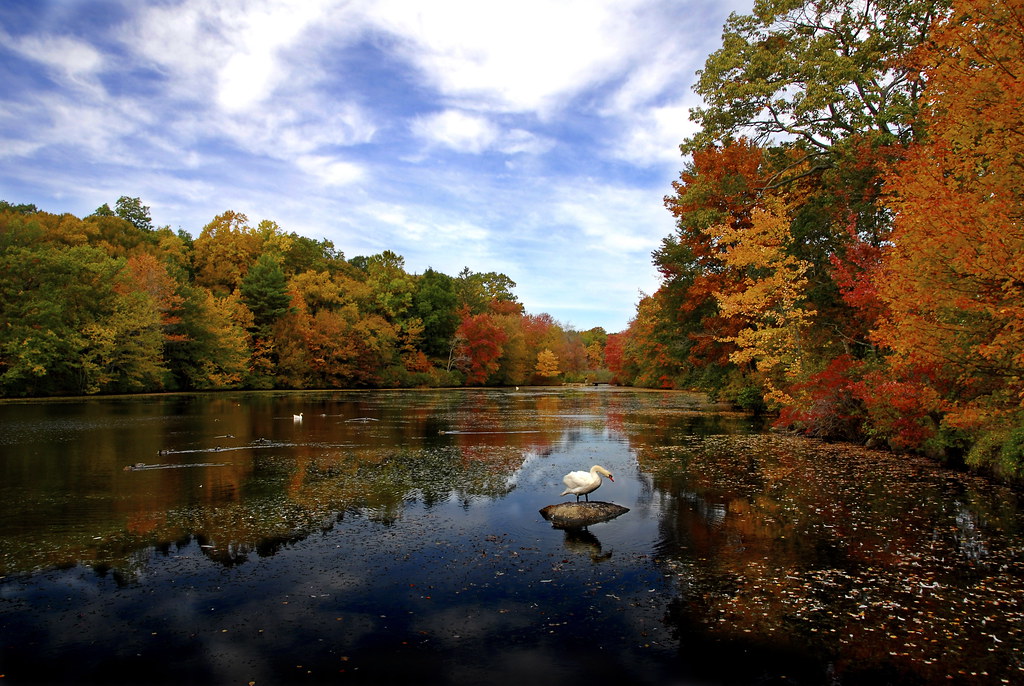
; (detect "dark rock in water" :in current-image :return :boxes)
[539,501,629,528]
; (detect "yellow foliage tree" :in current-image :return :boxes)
[535,348,560,378]
[193,211,260,295]
[715,199,817,406]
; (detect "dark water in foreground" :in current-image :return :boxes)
[1,388,1022,685]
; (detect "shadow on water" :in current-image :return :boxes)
[1,388,1023,685]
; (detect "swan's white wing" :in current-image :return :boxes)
[562,470,591,489]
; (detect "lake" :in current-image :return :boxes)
[1,387,1022,685]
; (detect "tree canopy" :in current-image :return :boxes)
[619,0,1024,478]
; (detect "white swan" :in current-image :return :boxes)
[560,465,614,502]
[293,413,303,421]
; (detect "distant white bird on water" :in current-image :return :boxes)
[293,412,303,421]
[560,465,614,502]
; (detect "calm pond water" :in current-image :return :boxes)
[1,387,1022,685]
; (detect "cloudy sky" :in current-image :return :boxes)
[0,0,750,332]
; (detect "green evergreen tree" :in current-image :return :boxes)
[413,268,459,357]
[240,253,292,335]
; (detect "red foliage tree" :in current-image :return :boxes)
[655,139,767,371]
[456,310,508,385]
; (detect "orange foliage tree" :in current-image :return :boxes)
[656,139,765,370]
[876,0,1024,467]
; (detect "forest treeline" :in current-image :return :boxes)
[608,0,1024,477]
[0,199,610,398]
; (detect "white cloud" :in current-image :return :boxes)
[212,1,339,113]
[124,0,345,114]
[0,137,42,160]
[497,128,554,156]
[296,155,365,187]
[210,100,378,161]
[362,0,646,114]
[413,110,499,154]
[553,181,673,254]
[121,4,228,98]
[611,101,698,167]
[412,110,552,156]
[4,31,105,90]
[363,202,490,244]
[217,50,278,113]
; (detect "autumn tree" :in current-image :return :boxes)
[0,216,118,394]
[634,0,949,419]
[80,277,166,394]
[580,327,607,370]
[604,333,626,382]
[652,140,766,390]
[716,199,818,406]
[456,310,508,385]
[283,234,345,276]
[0,200,533,395]
[126,253,185,342]
[676,0,949,352]
[617,293,685,388]
[491,312,532,385]
[535,348,560,379]
[114,196,154,232]
[363,251,415,321]
[82,215,155,258]
[164,286,250,390]
[0,200,39,213]
[236,253,289,387]
[276,298,398,388]
[254,219,293,257]
[0,211,165,394]
[875,0,1024,471]
[193,211,261,295]
[287,270,345,315]
[556,330,589,380]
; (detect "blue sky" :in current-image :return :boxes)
[0,0,750,333]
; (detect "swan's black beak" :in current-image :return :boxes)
[608,475,614,482]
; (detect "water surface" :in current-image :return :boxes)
[1,388,1021,685]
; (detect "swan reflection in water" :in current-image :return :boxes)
[560,527,613,563]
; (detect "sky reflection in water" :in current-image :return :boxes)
[1,388,1022,685]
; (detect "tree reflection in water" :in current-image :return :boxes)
[639,432,1024,684]
[0,389,1021,685]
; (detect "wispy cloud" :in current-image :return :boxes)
[412,110,552,156]
[5,31,105,90]
[296,155,366,187]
